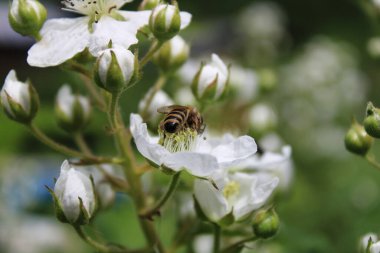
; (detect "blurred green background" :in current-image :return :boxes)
[1,0,380,253]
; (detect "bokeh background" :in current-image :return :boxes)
[1,0,380,252]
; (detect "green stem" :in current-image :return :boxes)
[74,225,112,253]
[28,123,86,158]
[108,92,166,253]
[80,75,108,111]
[141,74,168,121]
[220,236,257,253]
[365,153,380,171]
[213,223,221,253]
[140,40,163,67]
[73,132,93,156]
[140,172,181,219]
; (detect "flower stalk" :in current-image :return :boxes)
[365,153,380,171]
[140,40,164,67]
[140,172,181,220]
[213,223,222,253]
[220,236,257,253]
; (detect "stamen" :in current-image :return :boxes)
[223,181,240,200]
[159,128,199,153]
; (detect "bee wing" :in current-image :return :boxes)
[157,105,187,114]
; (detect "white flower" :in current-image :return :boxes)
[55,85,91,131]
[192,54,229,101]
[371,241,380,253]
[236,146,293,191]
[27,0,192,67]
[1,70,38,123]
[194,171,279,223]
[54,160,96,224]
[130,113,257,178]
[138,89,173,122]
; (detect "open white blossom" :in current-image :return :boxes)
[130,113,257,177]
[194,170,279,223]
[27,0,192,67]
[54,160,96,223]
[236,146,293,190]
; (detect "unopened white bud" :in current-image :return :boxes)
[53,160,96,225]
[153,35,189,72]
[192,54,229,102]
[248,103,277,137]
[94,47,138,93]
[149,4,181,41]
[1,70,39,124]
[55,85,91,132]
[138,89,173,122]
[8,0,47,37]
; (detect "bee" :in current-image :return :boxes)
[157,105,205,134]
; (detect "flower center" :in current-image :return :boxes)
[61,0,118,20]
[223,181,240,200]
[159,128,198,153]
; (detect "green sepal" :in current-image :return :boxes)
[76,197,90,225]
[191,63,204,99]
[159,164,177,175]
[199,74,218,102]
[192,194,210,222]
[3,85,39,124]
[45,185,69,224]
[106,50,126,93]
[150,5,181,41]
[252,208,280,239]
[219,64,231,101]
[139,0,160,10]
[217,209,235,227]
[365,237,373,253]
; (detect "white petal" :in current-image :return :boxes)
[211,54,228,76]
[89,13,149,56]
[362,233,378,252]
[199,134,257,168]
[162,152,219,177]
[130,114,170,165]
[27,17,90,67]
[371,242,380,253]
[194,179,229,222]
[180,11,192,29]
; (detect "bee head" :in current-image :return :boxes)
[164,121,180,133]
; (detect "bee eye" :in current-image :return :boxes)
[164,122,179,133]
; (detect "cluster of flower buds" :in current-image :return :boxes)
[0,70,39,124]
[8,0,47,38]
[345,102,380,156]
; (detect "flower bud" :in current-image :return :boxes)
[51,160,97,225]
[364,102,380,138]
[191,54,229,102]
[8,0,47,37]
[252,208,280,239]
[55,85,91,132]
[149,4,181,41]
[258,68,277,93]
[139,0,160,10]
[248,103,277,138]
[1,70,39,124]
[345,119,373,156]
[153,35,189,73]
[94,47,138,93]
[138,89,173,123]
